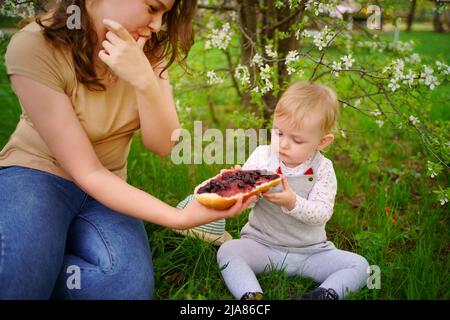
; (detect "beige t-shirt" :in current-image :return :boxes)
[0,21,141,181]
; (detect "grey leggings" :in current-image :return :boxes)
[217,238,369,299]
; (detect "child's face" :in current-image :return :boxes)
[271,115,334,168]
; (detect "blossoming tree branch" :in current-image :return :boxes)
[195,0,449,206]
[0,0,448,205]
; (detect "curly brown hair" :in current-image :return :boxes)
[19,0,197,91]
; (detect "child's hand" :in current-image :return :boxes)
[262,177,296,211]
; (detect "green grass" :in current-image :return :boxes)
[0,17,20,28]
[0,30,448,300]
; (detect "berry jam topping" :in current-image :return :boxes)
[197,170,280,197]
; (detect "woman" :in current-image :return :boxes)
[0,0,254,299]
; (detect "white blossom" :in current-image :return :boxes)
[341,54,355,69]
[305,0,338,16]
[440,197,448,206]
[0,0,35,18]
[392,59,405,77]
[206,70,224,85]
[390,40,415,53]
[303,26,336,51]
[428,168,437,179]
[388,78,400,92]
[427,161,438,179]
[296,69,305,77]
[385,59,407,91]
[357,40,383,52]
[175,99,181,112]
[331,61,342,77]
[420,65,440,90]
[371,109,382,117]
[436,60,450,75]
[382,65,391,74]
[229,11,238,22]
[205,23,233,50]
[332,2,357,19]
[259,64,273,94]
[175,100,191,113]
[301,30,317,38]
[408,115,420,126]
[402,69,417,87]
[405,53,421,64]
[251,53,264,67]
[234,64,250,86]
[285,50,299,64]
[315,27,336,50]
[357,40,414,54]
[285,50,300,75]
[265,44,277,59]
[286,66,296,75]
[319,2,335,16]
[375,120,384,128]
[305,0,315,11]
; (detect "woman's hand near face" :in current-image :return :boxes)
[99,19,180,157]
[99,19,155,90]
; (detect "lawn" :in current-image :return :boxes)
[0,29,448,300]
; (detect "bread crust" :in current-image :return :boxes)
[194,170,282,210]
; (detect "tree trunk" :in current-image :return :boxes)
[433,12,444,32]
[406,0,417,32]
[238,0,259,114]
[261,0,278,122]
[237,0,306,122]
[262,2,305,122]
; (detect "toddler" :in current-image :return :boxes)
[216,81,369,300]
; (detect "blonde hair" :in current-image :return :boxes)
[274,81,339,134]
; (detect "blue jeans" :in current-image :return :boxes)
[0,166,154,299]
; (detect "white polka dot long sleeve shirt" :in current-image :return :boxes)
[242,145,337,226]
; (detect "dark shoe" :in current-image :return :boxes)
[240,292,264,300]
[300,287,339,300]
